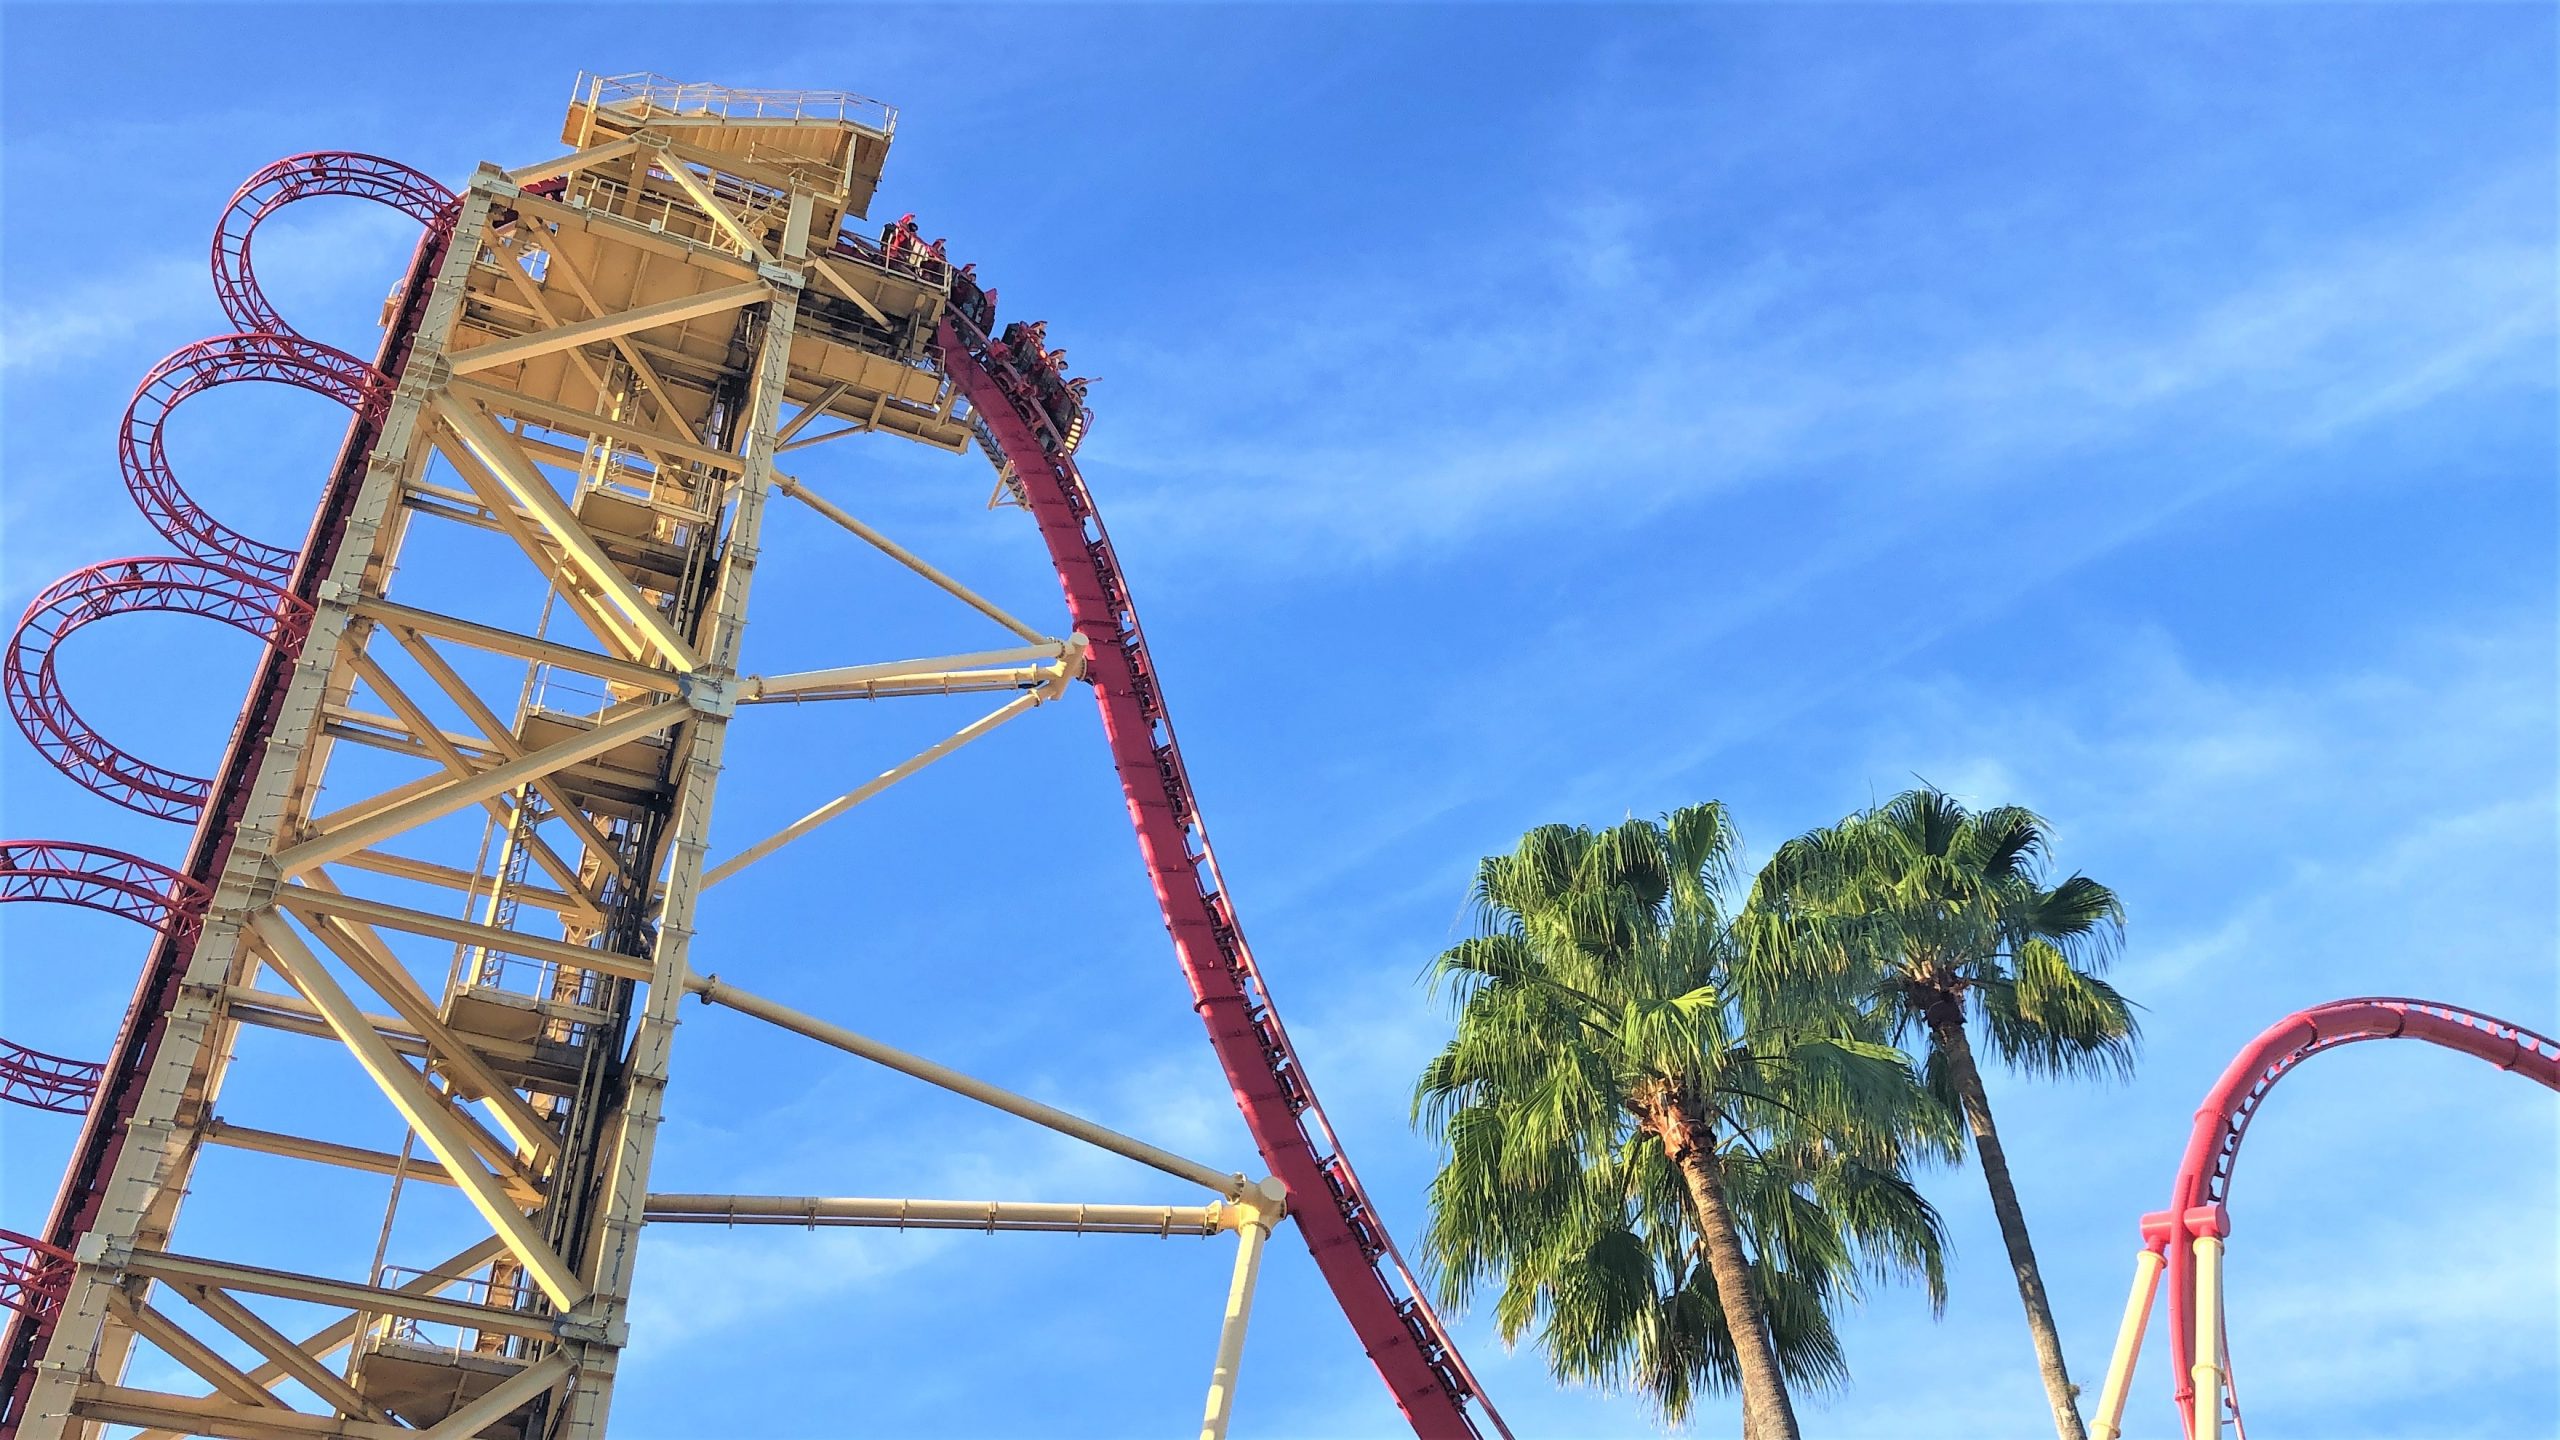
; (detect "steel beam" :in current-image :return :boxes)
[642,142,774,263]
[173,1284,396,1426]
[286,878,564,1163]
[350,597,679,695]
[1199,1191,1279,1440]
[448,377,742,476]
[422,428,656,663]
[777,474,1052,641]
[449,279,769,376]
[682,972,1243,1198]
[504,135,643,186]
[123,1236,511,1440]
[270,697,684,876]
[503,188,762,282]
[432,396,704,671]
[121,1250,551,1341]
[244,913,584,1309]
[643,1194,1234,1236]
[745,641,1075,700]
[274,885,649,984]
[73,1384,409,1440]
[418,1350,572,1439]
[343,648,627,899]
[700,685,1054,887]
[106,1291,289,1412]
[329,848,582,921]
[200,1120,458,1189]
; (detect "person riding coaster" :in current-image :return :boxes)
[881,212,922,266]
[949,264,996,335]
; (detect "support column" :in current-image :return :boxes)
[1198,1179,1285,1440]
[2091,1221,2170,1440]
[2187,1205,2230,1440]
[549,272,800,1440]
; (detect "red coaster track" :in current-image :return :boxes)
[937,300,1503,1437]
[5,558,308,820]
[2137,996,2560,1438]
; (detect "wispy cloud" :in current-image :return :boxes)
[0,203,417,377]
[1084,171,2550,574]
[0,254,215,377]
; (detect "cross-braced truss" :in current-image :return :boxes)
[0,72,1507,1440]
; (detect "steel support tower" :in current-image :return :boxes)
[0,75,1507,1439]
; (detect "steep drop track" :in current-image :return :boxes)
[0,150,1505,1437]
[938,303,1502,1436]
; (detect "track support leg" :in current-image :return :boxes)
[2091,1235,2167,1440]
[1199,1180,1284,1440]
[2190,1232,2226,1440]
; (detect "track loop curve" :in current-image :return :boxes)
[0,1042,102,1117]
[212,152,456,343]
[5,559,308,821]
[123,332,384,577]
[0,1232,72,1325]
[0,840,207,1114]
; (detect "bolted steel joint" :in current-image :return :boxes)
[678,671,738,717]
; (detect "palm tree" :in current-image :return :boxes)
[1415,805,1952,1436]
[1751,788,2135,1440]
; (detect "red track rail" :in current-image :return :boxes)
[0,1043,99,1118]
[0,841,209,1344]
[2153,997,2560,1438]
[5,559,307,821]
[938,307,1506,1438]
[0,837,216,1119]
[0,1236,71,1329]
[212,153,455,344]
[121,334,382,578]
[0,841,210,1116]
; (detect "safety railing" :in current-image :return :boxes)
[366,1266,539,1362]
[575,72,895,136]
[463,949,608,1012]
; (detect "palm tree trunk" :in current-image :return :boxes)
[1932,1010,2088,1440]
[1650,1096,1799,1440]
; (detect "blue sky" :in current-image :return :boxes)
[1,5,2553,1438]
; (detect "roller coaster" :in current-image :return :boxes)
[0,75,1502,1439]
[0,72,2549,1440]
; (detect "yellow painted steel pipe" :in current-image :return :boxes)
[2191,1234,2227,1440]
[683,970,1247,1198]
[1198,1180,1285,1440]
[644,1193,1232,1236]
[2091,1246,2166,1440]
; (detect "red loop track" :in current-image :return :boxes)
[2155,997,2560,1438]
[938,302,1506,1438]
[212,153,455,343]
[0,841,207,1115]
[0,1234,72,1328]
[4,558,308,821]
[0,1042,101,1118]
[121,333,383,578]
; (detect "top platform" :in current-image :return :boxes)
[563,72,898,221]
